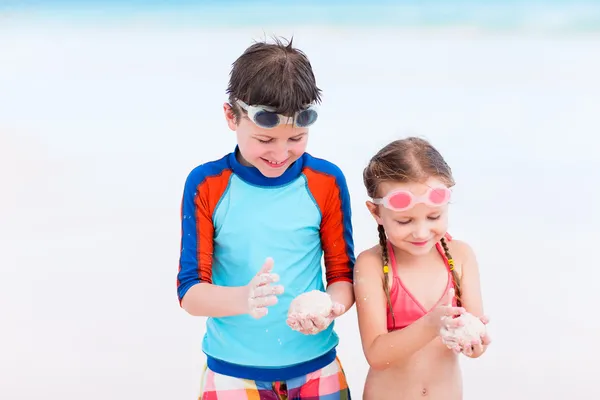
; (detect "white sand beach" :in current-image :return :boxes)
[1,16,599,400]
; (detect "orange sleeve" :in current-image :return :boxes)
[304,166,355,285]
[177,164,232,304]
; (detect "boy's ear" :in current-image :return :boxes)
[365,201,383,225]
[223,103,237,131]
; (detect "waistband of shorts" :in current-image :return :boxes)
[206,348,337,381]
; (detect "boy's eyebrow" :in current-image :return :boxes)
[254,134,275,140]
[254,132,308,140]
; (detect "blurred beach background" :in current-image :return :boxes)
[1,1,599,399]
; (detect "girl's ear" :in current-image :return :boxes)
[366,201,383,225]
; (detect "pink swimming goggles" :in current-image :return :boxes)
[372,187,451,212]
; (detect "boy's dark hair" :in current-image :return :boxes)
[226,36,322,119]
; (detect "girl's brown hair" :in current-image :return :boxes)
[363,137,461,329]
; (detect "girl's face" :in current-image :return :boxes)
[366,177,450,257]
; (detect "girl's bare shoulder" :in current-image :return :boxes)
[444,238,478,276]
[354,244,385,277]
[445,238,476,261]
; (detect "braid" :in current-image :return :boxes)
[378,225,396,330]
[440,237,462,307]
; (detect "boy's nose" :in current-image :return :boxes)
[272,143,289,160]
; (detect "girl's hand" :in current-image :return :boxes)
[445,315,491,356]
[426,288,467,332]
[460,315,492,357]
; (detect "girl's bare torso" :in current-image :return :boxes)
[363,338,463,400]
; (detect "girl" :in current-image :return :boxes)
[354,137,491,400]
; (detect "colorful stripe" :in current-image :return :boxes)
[199,357,350,400]
[177,155,232,303]
[302,159,355,286]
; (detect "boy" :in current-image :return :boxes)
[177,37,356,399]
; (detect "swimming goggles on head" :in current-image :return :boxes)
[235,99,318,129]
[372,187,451,212]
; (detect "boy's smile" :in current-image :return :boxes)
[260,157,290,169]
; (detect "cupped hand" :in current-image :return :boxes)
[459,315,492,356]
[287,298,345,335]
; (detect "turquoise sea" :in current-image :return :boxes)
[2,0,600,32]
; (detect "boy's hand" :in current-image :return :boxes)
[286,296,345,335]
[246,257,284,319]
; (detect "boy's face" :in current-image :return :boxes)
[224,103,309,178]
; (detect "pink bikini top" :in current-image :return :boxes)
[386,234,457,331]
